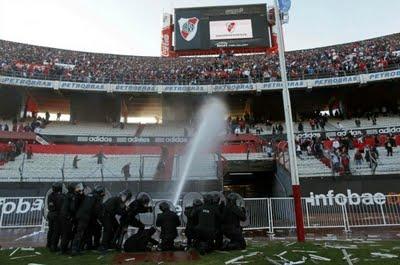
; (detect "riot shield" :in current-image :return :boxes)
[182,192,203,224]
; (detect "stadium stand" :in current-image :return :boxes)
[41,121,139,136]
[140,123,192,137]
[1,33,399,84]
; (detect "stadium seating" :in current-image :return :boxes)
[41,122,139,136]
[328,116,400,131]
[296,153,332,177]
[348,147,400,175]
[172,154,217,180]
[140,124,192,137]
[0,154,156,182]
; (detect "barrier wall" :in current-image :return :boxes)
[1,195,399,233]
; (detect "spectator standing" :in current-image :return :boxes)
[26,146,33,160]
[73,155,80,169]
[341,152,351,175]
[332,138,340,150]
[337,122,344,131]
[370,151,378,175]
[385,139,393,156]
[298,122,304,132]
[354,149,364,169]
[122,163,131,179]
[330,151,341,176]
[93,149,107,165]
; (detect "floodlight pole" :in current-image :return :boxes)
[273,0,305,242]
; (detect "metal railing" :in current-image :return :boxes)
[1,63,399,86]
[1,195,400,233]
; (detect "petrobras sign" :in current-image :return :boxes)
[310,75,360,87]
[58,81,108,91]
[163,84,208,93]
[0,76,53,88]
[259,80,307,90]
[306,189,386,206]
[114,84,157,93]
[366,69,400,82]
[1,68,400,93]
[0,197,44,215]
[213,83,256,92]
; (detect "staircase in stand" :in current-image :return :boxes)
[135,124,145,137]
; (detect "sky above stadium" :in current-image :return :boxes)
[0,0,399,56]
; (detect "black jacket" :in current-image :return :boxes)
[192,203,222,233]
[60,192,76,220]
[75,193,104,223]
[103,196,126,216]
[47,191,64,219]
[156,210,180,240]
[120,200,151,227]
[222,203,246,233]
[123,228,158,252]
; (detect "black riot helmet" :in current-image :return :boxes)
[119,189,132,202]
[212,193,221,205]
[203,194,213,205]
[52,182,62,193]
[159,201,170,212]
[227,192,245,208]
[93,185,106,197]
[193,198,203,207]
[67,182,77,193]
[136,193,151,207]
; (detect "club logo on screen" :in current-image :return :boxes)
[178,17,199,41]
[226,22,236,33]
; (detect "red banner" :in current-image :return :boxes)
[161,13,173,57]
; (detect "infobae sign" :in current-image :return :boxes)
[306,189,386,206]
[0,197,44,215]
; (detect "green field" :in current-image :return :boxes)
[1,240,400,265]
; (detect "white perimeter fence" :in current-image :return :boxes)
[1,195,400,233]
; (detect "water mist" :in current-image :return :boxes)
[172,98,227,205]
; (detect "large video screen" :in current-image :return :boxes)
[174,4,270,51]
[209,19,253,40]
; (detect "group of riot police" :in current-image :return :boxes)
[46,183,247,256]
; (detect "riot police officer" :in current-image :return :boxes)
[191,194,222,255]
[211,193,225,250]
[221,193,247,250]
[47,182,64,252]
[184,199,202,248]
[60,182,80,254]
[123,227,159,252]
[71,185,105,255]
[156,201,180,251]
[116,193,152,249]
[99,189,132,251]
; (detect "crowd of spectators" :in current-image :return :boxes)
[1,33,399,85]
[295,131,398,177]
[0,116,46,134]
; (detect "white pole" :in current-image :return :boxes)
[273,0,305,242]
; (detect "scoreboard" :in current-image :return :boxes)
[174,4,270,51]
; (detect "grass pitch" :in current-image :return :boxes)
[0,240,399,264]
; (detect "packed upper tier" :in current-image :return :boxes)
[1,33,399,85]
